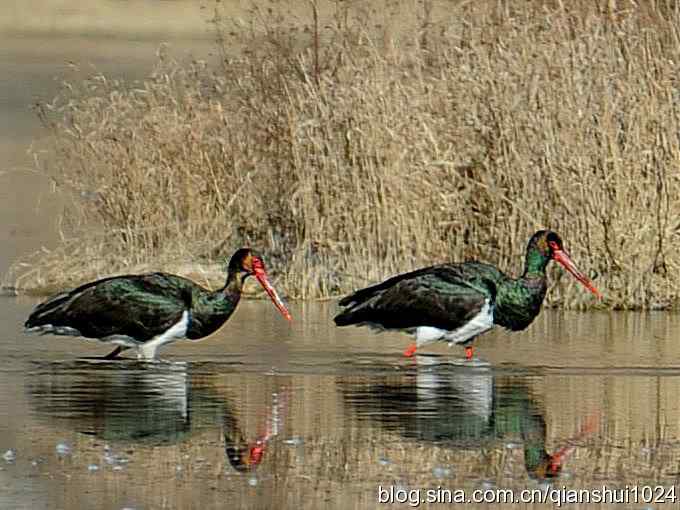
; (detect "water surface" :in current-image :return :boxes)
[3,298,680,509]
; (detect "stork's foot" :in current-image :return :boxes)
[103,346,124,360]
[403,343,418,357]
[465,346,474,360]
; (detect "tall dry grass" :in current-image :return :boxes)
[9,0,680,308]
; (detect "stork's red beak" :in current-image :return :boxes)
[552,249,602,299]
[546,444,575,477]
[546,413,599,477]
[248,443,266,466]
[252,258,292,321]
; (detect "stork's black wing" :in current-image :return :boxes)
[25,273,197,341]
[334,263,498,332]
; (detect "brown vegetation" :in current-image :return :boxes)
[9,0,680,308]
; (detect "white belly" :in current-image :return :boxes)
[415,299,494,347]
[137,310,191,360]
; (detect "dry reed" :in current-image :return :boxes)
[8,0,680,308]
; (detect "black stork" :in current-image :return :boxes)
[24,248,292,360]
[334,230,601,358]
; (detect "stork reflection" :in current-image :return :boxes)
[26,361,288,473]
[224,389,288,472]
[341,357,597,480]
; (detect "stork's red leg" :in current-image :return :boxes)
[403,343,417,357]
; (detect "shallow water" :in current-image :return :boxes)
[3,298,680,509]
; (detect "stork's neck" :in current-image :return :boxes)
[223,271,245,300]
[522,247,550,278]
[524,444,552,474]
